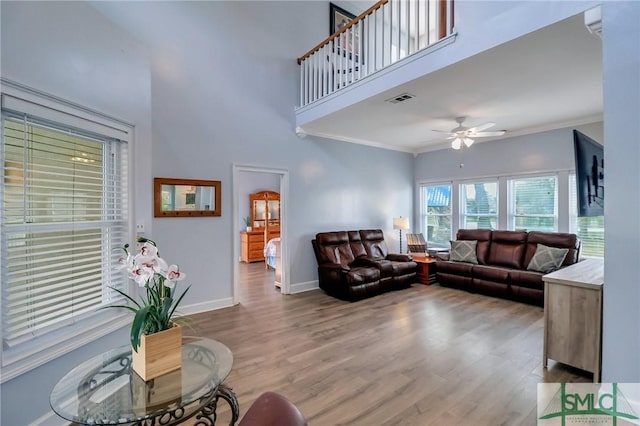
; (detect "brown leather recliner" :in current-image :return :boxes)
[358,229,417,291]
[312,229,417,301]
[312,231,381,301]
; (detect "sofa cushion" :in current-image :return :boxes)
[456,229,492,265]
[347,230,368,258]
[450,240,479,264]
[509,270,544,290]
[472,265,510,283]
[488,230,527,269]
[526,243,569,273]
[524,231,580,267]
[345,267,380,285]
[437,260,474,276]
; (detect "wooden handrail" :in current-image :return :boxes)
[297,0,389,65]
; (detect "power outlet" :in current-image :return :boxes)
[136,223,145,236]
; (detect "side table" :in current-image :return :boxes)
[412,255,437,285]
[50,336,240,425]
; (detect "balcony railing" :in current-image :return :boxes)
[297,0,454,108]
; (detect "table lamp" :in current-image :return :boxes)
[393,216,410,253]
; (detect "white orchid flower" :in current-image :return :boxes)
[139,242,158,258]
[118,253,134,271]
[164,265,186,289]
[154,257,169,276]
[131,265,154,287]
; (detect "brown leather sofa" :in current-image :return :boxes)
[312,229,417,301]
[436,229,581,305]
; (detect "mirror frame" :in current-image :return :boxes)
[154,177,222,217]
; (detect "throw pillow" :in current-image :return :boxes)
[527,243,569,273]
[449,240,478,264]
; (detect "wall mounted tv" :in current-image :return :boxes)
[574,129,604,217]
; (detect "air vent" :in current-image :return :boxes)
[385,93,415,104]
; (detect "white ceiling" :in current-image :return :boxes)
[300,13,603,154]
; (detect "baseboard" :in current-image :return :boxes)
[180,298,234,316]
[290,280,319,293]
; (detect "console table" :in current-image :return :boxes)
[50,336,239,425]
[542,258,604,382]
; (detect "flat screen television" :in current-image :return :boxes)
[573,129,604,217]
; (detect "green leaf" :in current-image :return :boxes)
[168,285,190,319]
[131,305,151,351]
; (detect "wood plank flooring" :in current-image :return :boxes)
[186,262,591,425]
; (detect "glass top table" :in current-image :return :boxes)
[50,336,239,425]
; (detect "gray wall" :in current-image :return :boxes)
[0,2,415,424]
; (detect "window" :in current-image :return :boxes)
[460,181,498,230]
[421,184,452,246]
[1,90,130,379]
[569,174,604,257]
[508,175,558,232]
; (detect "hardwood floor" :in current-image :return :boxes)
[187,262,591,425]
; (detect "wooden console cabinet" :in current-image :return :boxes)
[241,190,280,263]
[542,258,604,382]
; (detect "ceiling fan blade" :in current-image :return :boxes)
[432,129,453,134]
[471,130,506,137]
[467,122,496,133]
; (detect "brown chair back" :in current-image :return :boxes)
[359,229,389,260]
[238,392,307,426]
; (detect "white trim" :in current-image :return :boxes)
[1,78,133,133]
[179,298,234,316]
[290,280,319,293]
[0,81,135,382]
[232,164,290,303]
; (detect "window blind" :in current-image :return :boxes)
[422,184,452,246]
[569,174,604,258]
[2,114,128,347]
[460,181,498,230]
[509,175,558,232]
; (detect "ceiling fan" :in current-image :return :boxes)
[433,117,506,150]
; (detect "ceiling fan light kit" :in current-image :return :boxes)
[434,116,506,150]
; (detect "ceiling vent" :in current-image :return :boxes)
[385,93,415,104]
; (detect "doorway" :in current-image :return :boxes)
[232,165,289,305]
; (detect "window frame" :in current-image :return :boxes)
[0,82,134,383]
[459,179,499,230]
[420,182,453,247]
[507,174,559,233]
[569,173,604,258]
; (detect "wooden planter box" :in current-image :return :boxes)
[132,323,182,381]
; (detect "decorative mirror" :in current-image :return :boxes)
[154,178,221,217]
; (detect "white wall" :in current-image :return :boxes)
[601,1,640,382]
[0,1,152,425]
[0,2,415,424]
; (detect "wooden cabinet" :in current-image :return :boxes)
[241,191,280,263]
[412,256,437,285]
[542,258,604,382]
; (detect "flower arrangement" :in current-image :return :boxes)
[110,237,190,352]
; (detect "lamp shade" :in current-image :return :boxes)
[393,217,410,230]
